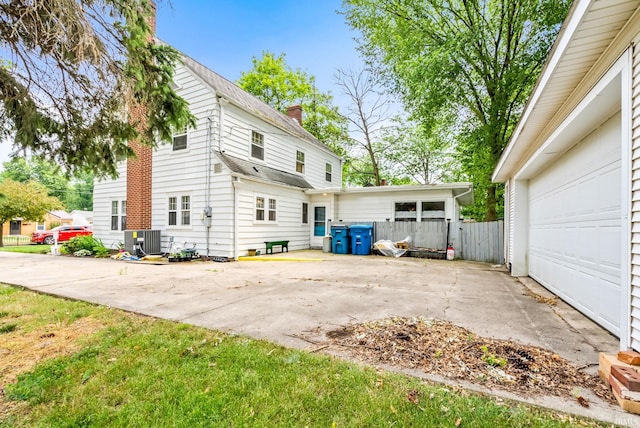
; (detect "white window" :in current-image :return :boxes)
[121,200,127,230]
[255,197,265,221]
[36,222,46,231]
[268,198,277,221]
[325,163,332,182]
[168,196,190,226]
[172,128,188,151]
[421,201,445,221]
[251,131,264,160]
[168,197,177,226]
[255,196,277,222]
[181,196,191,225]
[111,200,126,230]
[395,202,417,222]
[296,150,305,173]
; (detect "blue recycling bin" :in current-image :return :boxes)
[330,225,350,254]
[349,224,373,255]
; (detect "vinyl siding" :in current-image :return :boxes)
[630,33,640,350]
[234,180,310,255]
[219,103,341,188]
[92,59,341,259]
[93,162,127,248]
[334,189,457,222]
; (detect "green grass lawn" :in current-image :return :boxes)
[0,284,608,427]
[0,244,50,254]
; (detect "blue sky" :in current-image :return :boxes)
[156,0,362,99]
[0,0,363,165]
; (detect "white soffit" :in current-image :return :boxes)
[515,71,621,180]
[493,0,639,182]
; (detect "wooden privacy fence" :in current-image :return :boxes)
[328,220,504,264]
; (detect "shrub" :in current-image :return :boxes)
[62,236,110,258]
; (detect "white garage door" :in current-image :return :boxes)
[528,113,622,336]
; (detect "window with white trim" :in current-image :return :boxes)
[111,200,126,230]
[296,150,305,173]
[395,202,417,222]
[255,197,265,221]
[36,222,46,231]
[168,197,177,225]
[168,195,191,226]
[302,202,308,224]
[255,196,277,222]
[121,200,127,230]
[181,196,191,225]
[325,163,332,182]
[251,131,264,160]
[421,201,445,221]
[172,128,188,151]
[268,198,277,221]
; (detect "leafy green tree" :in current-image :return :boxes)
[383,118,459,185]
[237,52,349,159]
[0,179,62,246]
[0,0,195,178]
[66,171,95,211]
[343,0,570,220]
[1,157,94,210]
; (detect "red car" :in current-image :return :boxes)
[31,225,93,245]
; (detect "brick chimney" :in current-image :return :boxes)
[125,1,156,230]
[286,105,302,126]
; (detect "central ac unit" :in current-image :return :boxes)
[124,230,162,255]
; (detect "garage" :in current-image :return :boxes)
[527,113,622,336]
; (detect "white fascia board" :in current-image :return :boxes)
[492,0,593,182]
[305,183,473,195]
[514,53,625,180]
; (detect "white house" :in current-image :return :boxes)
[93,49,473,258]
[493,0,640,351]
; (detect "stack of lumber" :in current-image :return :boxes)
[599,351,640,413]
[394,240,409,249]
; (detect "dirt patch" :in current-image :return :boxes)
[0,316,106,417]
[324,317,611,406]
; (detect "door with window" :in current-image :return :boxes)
[313,206,326,237]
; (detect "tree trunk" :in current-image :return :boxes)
[0,223,4,247]
[485,184,497,221]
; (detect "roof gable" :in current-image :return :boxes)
[175,51,334,156]
[493,0,640,181]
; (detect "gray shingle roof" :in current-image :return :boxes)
[177,52,332,154]
[217,152,313,189]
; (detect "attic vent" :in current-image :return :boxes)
[213,163,222,173]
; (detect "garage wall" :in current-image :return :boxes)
[528,113,622,336]
[631,36,640,350]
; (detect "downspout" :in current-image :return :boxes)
[452,186,473,258]
[217,95,228,152]
[453,186,473,220]
[232,178,239,260]
[205,113,213,257]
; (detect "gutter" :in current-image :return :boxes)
[232,178,239,260]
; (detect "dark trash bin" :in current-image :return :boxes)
[349,224,373,255]
[330,225,350,254]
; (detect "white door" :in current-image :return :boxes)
[527,113,622,336]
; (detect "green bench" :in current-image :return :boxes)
[265,240,289,254]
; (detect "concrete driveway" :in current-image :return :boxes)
[0,250,629,424]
